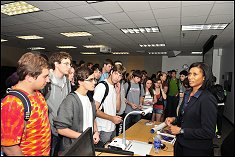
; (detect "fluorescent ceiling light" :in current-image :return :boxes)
[28,47,45,50]
[80,52,97,55]
[56,46,77,49]
[1,39,8,42]
[148,52,167,55]
[121,26,160,34]
[139,44,165,47]
[16,35,44,40]
[112,52,129,55]
[191,51,202,54]
[1,1,40,16]
[182,23,229,31]
[60,32,93,37]
[83,45,105,48]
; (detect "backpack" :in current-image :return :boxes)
[125,81,142,98]
[97,81,109,112]
[210,84,227,103]
[1,89,31,129]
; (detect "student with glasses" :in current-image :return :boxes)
[53,67,99,155]
[43,51,72,156]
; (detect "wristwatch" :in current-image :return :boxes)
[180,128,184,134]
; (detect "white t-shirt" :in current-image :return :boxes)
[117,82,126,115]
[143,91,155,112]
[75,91,93,132]
[93,79,117,132]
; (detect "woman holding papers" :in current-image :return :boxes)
[165,62,217,156]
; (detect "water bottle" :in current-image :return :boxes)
[153,134,161,153]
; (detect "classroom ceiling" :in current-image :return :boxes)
[1,1,234,56]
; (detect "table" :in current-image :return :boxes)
[97,119,174,156]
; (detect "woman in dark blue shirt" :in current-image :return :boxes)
[165,62,217,156]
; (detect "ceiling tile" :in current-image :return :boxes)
[118,1,151,12]
[210,3,234,15]
[55,1,87,7]
[91,1,123,15]
[113,21,136,28]
[30,12,60,21]
[47,8,78,19]
[95,23,118,30]
[134,20,158,27]
[48,20,74,27]
[103,12,131,23]
[26,1,63,11]
[67,4,99,17]
[182,4,213,17]
[11,14,42,23]
[64,17,90,26]
[127,10,155,21]
[206,14,234,24]
[34,21,57,29]
[181,16,207,25]
[149,1,180,9]
[153,7,180,19]
[157,18,180,26]
[182,1,214,7]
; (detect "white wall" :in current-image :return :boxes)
[74,55,162,75]
[212,48,222,84]
[219,40,234,124]
[162,56,203,75]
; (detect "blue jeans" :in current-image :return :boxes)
[99,130,116,144]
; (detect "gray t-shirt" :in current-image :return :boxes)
[124,81,144,113]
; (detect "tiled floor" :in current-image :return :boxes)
[213,117,234,156]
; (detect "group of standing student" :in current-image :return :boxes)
[1,51,218,157]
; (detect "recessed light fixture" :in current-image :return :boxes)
[121,26,160,34]
[1,1,40,16]
[148,52,167,55]
[28,47,45,50]
[139,44,165,47]
[112,52,129,55]
[60,32,93,37]
[182,23,229,31]
[191,51,202,54]
[56,46,77,49]
[83,45,105,48]
[80,52,97,55]
[1,39,8,42]
[16,35,44,40]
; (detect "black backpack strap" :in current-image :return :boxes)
[125,81,131,98]
[98,81,109,112]
[138,83,142,97]
[5,89,31,121]
[41,82,51,100]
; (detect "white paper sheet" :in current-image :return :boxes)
[126,140,152,156]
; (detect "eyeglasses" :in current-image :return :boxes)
[61,62,71,67]
[84,78,97,82]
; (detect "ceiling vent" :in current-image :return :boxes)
[84,15,110,25]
